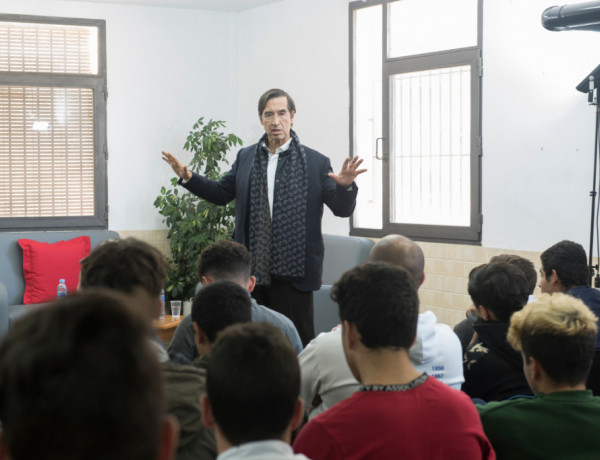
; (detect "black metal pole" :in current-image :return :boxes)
[588,104,600,285]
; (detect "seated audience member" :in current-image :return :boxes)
[539,240,600,339]
[539,240,600,394]
[79,237,169,362]
[454,254,537,351]
[168,239,302,364]
[163,280,252,460]
[0,290,178,460]
[293,263,494,460]
[478,293,600,459]
[299,234,463,419]
[201,323,308,460]
[462,262,533,401]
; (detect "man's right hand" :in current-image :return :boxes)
[162,151,192,181]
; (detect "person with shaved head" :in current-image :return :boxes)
[298,234,463,419]
[368,234,425,285]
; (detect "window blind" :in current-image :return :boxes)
[0,21,98,74]
[0,18,103,224]
[0,86,95,218]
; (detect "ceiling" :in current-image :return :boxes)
[67,0,283,12]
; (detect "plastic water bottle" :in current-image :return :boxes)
[57,279,67,298]
[160,289,166,318]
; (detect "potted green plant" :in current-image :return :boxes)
[154,117,242,305]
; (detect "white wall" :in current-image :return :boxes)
[482,0,598,252]
[3,0,237,232]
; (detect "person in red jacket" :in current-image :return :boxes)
[293,262,495,460]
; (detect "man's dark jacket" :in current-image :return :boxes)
[566,286,600,349]
[182,143,358,291]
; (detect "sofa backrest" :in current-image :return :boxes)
[322,234,374,285]
[0,230,119,305]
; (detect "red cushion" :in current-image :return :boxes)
[18,236,91,304]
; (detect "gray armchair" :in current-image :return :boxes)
[0,282,8,339]
[0,230,119,339]
[314,235,374,334]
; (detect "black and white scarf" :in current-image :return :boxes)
[248,129,308,285]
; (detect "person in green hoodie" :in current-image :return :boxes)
[478,293,600,460]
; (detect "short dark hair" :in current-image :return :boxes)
[468,262,530,322]
[79,237,167,297]
[540,240,589,289]
[191,280,252,343]
[331,262,419,349]
[206,323,300,445]
[197,239,251,282]
[490,254,537,295]
[508,293,598,386]
[0,290,165,460]
[258,88,296,116]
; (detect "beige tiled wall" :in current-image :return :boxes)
[119,229,553,329]
[117,230,170,259]
[419,242,544,327]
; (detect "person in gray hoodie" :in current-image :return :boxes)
[299,234,463,419]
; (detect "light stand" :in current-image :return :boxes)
[578,67,600,285]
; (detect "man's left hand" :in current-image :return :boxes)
[329,156,367,187]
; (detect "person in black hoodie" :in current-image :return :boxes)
[462,262,533,402]
[454,254,537,351]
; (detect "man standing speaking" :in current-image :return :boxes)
[163,89,365,346]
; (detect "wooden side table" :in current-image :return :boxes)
[153,315,183,344]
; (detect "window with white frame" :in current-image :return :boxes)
[350,0,482,243]
[0,14,107,230]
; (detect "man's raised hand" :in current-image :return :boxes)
[162,150,192,181]
[328,156,367,187]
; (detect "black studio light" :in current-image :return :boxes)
[542,1,600,31]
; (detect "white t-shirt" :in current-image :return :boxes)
[299,311,464,419]
[218,440,309,460]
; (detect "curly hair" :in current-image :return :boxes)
[79,238,166,297]
[331,262,419,350]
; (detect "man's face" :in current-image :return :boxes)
[259,96,295,149]
[539,267,557,294]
